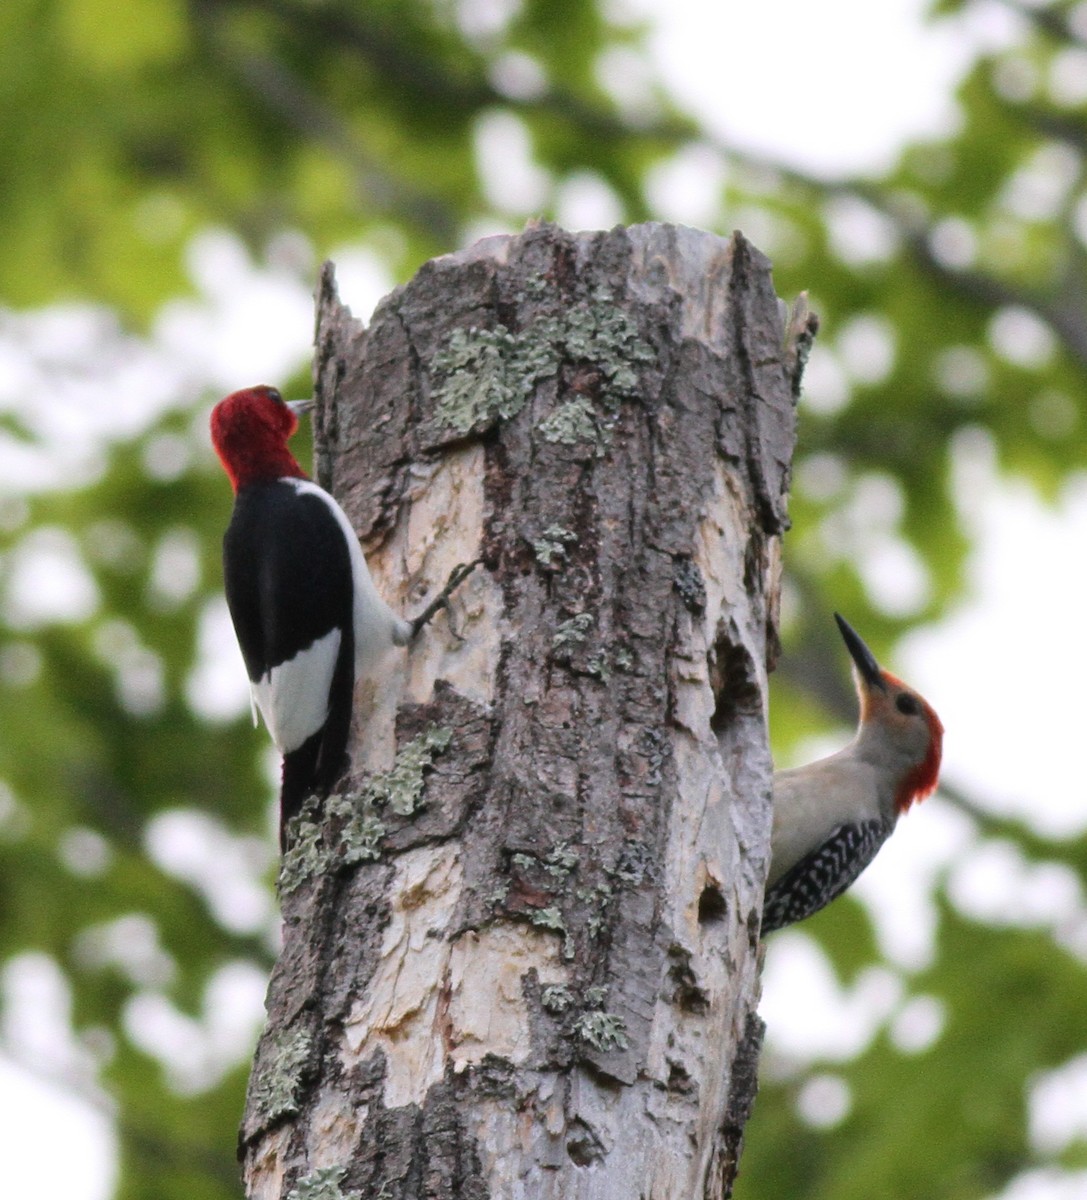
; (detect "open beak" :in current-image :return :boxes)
[286,399,315,416]
[834,613,886,690]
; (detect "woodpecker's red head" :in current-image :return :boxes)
[835,612,944,814]
[210,385,313,492]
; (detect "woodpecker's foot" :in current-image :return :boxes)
[409,559,482,639]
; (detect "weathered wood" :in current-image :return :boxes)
[240,222,798,1199]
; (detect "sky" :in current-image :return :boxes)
[634,0,987,176]
[7,1,1087,1198]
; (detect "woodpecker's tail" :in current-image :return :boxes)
[278,629,355,852]
[279,730,352,851]
[280,737,322,850]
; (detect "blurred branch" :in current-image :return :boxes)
[191,0,695,245]
[895,215,1087,372]
[1016,103,1087,157]
[708,133,1087,375]
[990,0,1087,50]
[202,24,461,242]
[234,0,695,143]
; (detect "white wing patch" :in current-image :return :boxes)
[287,479,411,676]
[251,627,341,753]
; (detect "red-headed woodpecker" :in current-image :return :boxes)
[762,613,943,934]
[211,384,415,847]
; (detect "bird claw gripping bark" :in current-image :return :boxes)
[409,559,483,640]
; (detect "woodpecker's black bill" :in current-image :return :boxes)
[286,399,315,416]
[834,613,885,689]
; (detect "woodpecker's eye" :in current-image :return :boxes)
[266,387,283,404]
[896,693,920,716]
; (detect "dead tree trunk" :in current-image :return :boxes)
[240,222,800,1200]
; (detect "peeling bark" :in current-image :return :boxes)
[241,222,799,1199]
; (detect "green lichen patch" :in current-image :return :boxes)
[513,842,579,880]
[287,1166,359,1200]
[530,524,578,568]
[278,813,330,897]
[431,323,560,434]
[541,984,575,1014]
[431,285,652,447]
[552,612,594,651]
[533,285,655,453]
[527,905,566,934]
[327,794,386,866]
[542,983,629,1051]
[538,395,600,447]
[252,1027,313,1121]
[545,842,579,875]
[612,645,634,673]
[575,881,615,938]
[573,1010,630,1053]
[563,287,655,399]
[586,650,611,681]
[280,724,453,886]
[362,724,453,817]
[527,905,575,959]
[515,273,550,303]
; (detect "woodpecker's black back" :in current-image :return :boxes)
[223,480,356,845]
[762,819,887,934]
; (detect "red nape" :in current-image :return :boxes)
[894,701,944,814]
[210,385,309,492]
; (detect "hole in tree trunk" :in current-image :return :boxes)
[566,1118,606,1166]
[698,884,727,924]
[709,631,761,735]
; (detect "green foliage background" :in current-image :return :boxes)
[1,1,1085,1197]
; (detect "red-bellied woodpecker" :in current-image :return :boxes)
[762,613,943,934]
[211,384,473,848]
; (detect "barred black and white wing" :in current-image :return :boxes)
[762,819,887,934]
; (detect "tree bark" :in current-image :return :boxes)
[240,221,798,1200]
